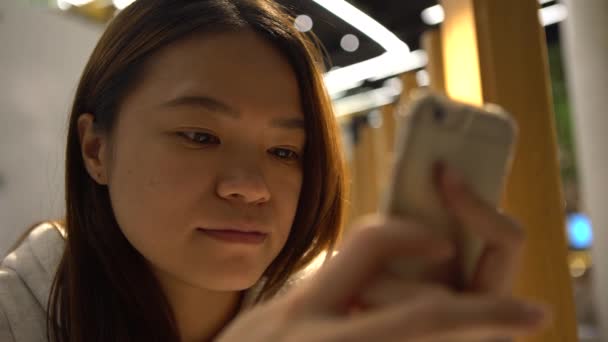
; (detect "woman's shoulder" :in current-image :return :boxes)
[0,221,65,341]
[1,221,65,287]
[0,266,47,341]
[0,267,17,342]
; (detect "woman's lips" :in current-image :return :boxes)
[197,228,267,244]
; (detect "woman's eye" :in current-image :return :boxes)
[269,147,299,161]
[179,131,220,145]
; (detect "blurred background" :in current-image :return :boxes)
[0,0,605,341]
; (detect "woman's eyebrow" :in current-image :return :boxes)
[162,95,240,118]
[162,94,305,131]
[271,118,306,131]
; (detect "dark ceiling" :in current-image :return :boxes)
[350,0,439,48]
[278,0,438,69]
[277,0,560,72]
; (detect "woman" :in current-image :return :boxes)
[0,0,549,341]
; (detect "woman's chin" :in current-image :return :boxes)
[189,270,264,292]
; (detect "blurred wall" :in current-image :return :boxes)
[0,0,102,255]
[560,0,608,339]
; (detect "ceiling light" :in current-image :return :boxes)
[539,4,568,26]
[312,0,409,54]
[421,4,445,26]
[294,14,314,32]
[313,0,418,96]
[324,50,428,97]
[333,86,400,118]
[340,34,360,52]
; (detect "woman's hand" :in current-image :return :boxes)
[216,167,550,341]
[438,165,526,295]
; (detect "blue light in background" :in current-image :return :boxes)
[567,213,593,249]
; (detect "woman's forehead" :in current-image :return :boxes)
[129,29,304,116]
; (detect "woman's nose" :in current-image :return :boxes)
[215,166,271,205]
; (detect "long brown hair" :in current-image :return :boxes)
[48,0,346,341]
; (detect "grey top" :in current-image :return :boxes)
[0,223,64,342]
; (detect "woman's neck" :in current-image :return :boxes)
[154,270,243,341]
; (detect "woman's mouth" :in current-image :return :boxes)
[196,228,267,244]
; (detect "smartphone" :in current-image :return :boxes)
[380,92,517,289]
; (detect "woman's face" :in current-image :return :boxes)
[96,30,305,291]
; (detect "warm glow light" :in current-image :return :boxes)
[568,251,592,278]
[421,2,567,27]
[570,256,587,278]
[441,1,484,105]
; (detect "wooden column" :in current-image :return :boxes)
[341,115,379,229]
[400,71,419,101]
[353,120,380,216]
[440,1,578,341]
[421,28,446,93]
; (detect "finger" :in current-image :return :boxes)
[410,296,551,342]
[471,238,523,294]
[357,275,452,311]
[298,216,454,315]
[437,165,525,293]
[438,165,525,249]
[327,295,550,342]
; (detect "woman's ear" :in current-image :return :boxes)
[77,113,110,185]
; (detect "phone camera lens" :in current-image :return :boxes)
[433,107,446,122]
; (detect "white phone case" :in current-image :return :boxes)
[380,92,517,287]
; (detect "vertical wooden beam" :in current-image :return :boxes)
[378,106,396,204]
[353,118,379,216]
[380,105,396,155]
[421,28,446,92]
[440,1,578,341]
[400,71,419,101]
